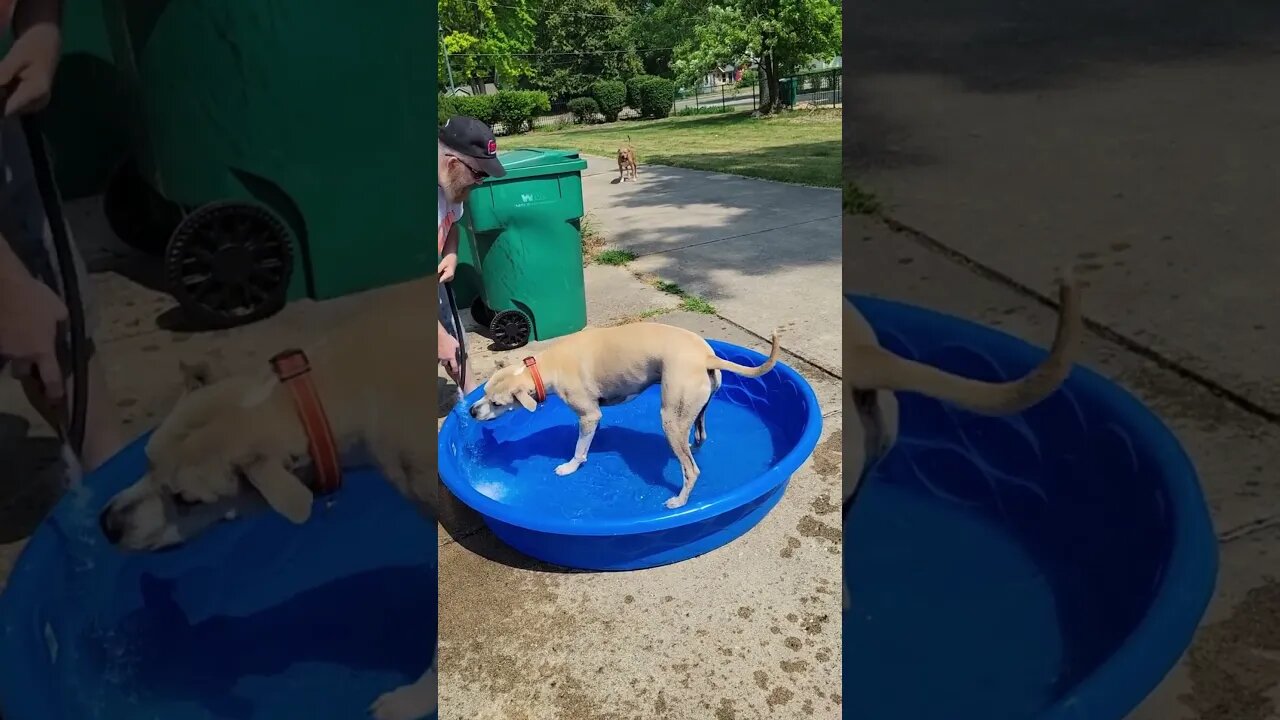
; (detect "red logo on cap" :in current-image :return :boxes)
[487,139,497,155]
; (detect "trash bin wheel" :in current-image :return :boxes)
[165,202,293,329]
[471,297,496,327]
[490,309,532,350]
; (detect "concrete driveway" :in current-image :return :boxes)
[577,156,842,375]
[847,2,1280,716]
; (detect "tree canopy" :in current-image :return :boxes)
[438,0,842,114]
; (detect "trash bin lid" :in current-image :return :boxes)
[489,148,588,181]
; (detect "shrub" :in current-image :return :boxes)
[438,95,456,126]
[626,74,653,110]
[567,96,599,124]
[736,69,759,89]
[436,90,549,135]
[636,76,676,119]
[591,79,627,122]
[491,90,550,134]
[448,94,498,127]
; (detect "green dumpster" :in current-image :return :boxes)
[100,0,434,329]
[454,148,589,349]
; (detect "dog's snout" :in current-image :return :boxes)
[469,402,480,418]
[99,506,124,544]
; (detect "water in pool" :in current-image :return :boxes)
[0,454,437,720]
[455,386,782,519]
[845,474,1065,720]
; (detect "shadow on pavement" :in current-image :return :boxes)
[845,0,1280,94]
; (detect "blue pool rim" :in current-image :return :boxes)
[846,293,1219,720]
[438,338,824,538]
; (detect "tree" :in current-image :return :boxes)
[438,0,537,92]
[524,0,641,102]
[671,0,840,114]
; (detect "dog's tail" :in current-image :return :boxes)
[707,332,780,378]
[847,274,1082,415]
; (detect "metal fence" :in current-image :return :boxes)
[782,68,842,108]
[673,81,760,113]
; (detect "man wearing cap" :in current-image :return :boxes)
[438,116,506,399]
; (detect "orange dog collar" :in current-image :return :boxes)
[270,349,342,495]
[524,356,546,403]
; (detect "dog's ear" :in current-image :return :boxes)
[239,457,313,524]
[516,391,538,412]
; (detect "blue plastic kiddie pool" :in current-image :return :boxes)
[0,434,438,720]
[842,294,1218,720]
[439,338,823,570]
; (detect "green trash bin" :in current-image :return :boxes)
[100,0,434,329]
[780,77,798,107]
[454,148,589,349]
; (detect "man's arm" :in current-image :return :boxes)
[442,222,460,258]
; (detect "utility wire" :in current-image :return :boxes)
[446,47,673,58]
[460,0,638,20]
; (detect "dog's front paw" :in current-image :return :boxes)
[555,460,582,476]
[370,681,436,720]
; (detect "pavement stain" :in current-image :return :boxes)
[797,515,841,545]
[810,429,842,479]
[780,536,802,559]
[766,686,795,707]
[810,493,839,516]
[1183,578,1280,720]
[440,546,604,718]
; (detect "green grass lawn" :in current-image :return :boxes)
[503,108,840,187]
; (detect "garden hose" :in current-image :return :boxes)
[444,281,468,403]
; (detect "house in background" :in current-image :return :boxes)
[699,63,748,88]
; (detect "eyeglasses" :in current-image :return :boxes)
[449,155,487,182]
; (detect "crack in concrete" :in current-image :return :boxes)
[1220,515,1280,545]
[876,214,1280,426]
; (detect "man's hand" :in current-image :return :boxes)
[0,22,61,116]
[0,269,68,400]
[438,253,458,284]
[439,322,460,377]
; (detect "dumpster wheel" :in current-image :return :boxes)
[165,202,293,329]
[490,309,532,350]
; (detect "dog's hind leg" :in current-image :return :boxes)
[692,370,719,448]
[555,404,602,476]
[661,389,702,509]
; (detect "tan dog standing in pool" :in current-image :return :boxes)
[96,301,440,720]
[841,275,1083,610]
[469,322,781,509]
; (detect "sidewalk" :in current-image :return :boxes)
[577,155,841,375]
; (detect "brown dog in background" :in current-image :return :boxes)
[617,136,638,182]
